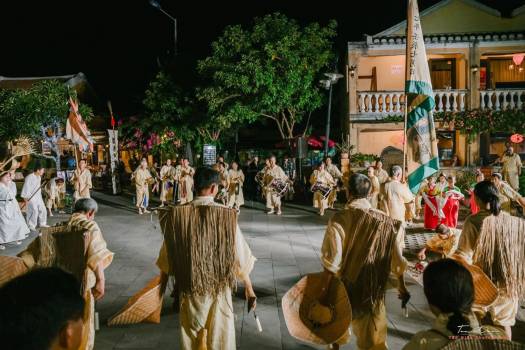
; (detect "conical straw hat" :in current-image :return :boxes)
[281,272,351,345]
[107,275,164,326]
[452,255,498,307]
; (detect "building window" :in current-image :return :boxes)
[437,131,456,166]
[489,133,525,160]
[430,59,456,89]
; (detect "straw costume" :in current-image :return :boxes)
[321,198,407,349]
[263,164,287,213]
[18,214,113,350]
[156,198,256,350]
[455,211,525,327]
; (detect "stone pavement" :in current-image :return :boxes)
[85,193,434,350]
[2,192,523,348]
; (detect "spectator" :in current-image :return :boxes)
[0,267,85,350]
[403,259,505,349]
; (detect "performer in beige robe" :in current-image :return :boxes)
[374,160,389,185]
[309,162,336,216]
[159,159,175,206]
[156,167,256,350]
[491,172,525,213]
[133,159,153,214]
[19,198,113,350]
[178,159,195,204]
[44,177,59,217]
[382,165,415,223]
[454,180,525,339]
[71,159,93,200]
[500,146,522,191]
[227,161,245,209]
[320,173,408,350]
[325,157,342,208]
[264,156,287,215]
[367,166,380,209]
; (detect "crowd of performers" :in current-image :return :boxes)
[1,144,525,350]
[0,157,93,250]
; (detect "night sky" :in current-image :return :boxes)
[0,0,523,116]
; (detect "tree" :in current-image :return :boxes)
[0,80,92,142]
[197,13,336,140]
[121,71,193,156]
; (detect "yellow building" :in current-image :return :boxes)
[346,0,525,167]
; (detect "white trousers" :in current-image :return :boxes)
[26,200,47,230]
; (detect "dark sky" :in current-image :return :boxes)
[0,0,523,115]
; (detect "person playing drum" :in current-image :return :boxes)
[309,162,336,216]
[263,156,288,215]
[324,157,342,209]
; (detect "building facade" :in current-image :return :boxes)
[345,0,525,167]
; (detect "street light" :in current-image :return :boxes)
[320,72,343,156]
[149,0,177,56]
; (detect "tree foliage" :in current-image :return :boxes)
[197,13,337,139]
[120,71,193,155]
[0,80,93,142]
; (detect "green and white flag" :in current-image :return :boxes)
[405,0,439,194]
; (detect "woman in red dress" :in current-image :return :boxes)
[468,170,484,215]
[422,177,443,229]
[441,175,464,228]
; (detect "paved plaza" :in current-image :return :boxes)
[2,192,524,349]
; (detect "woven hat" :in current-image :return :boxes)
[440,339,525,350]
[0,256,28,287]
[452,255,498,307]
[107,275,164,326]
[281,272,351,345]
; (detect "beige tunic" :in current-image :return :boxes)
[382,179,414,222]
[72,169,92,200]
[375,168,389,184]
[321,198,407,348]
[264,165,287,209]
[178,166,195,204]
[496,180,523,213]
[227,169,244,208]
[309,169,335,210]
[368,175,380,209]
[134,168,152,208]
[156,196,256,350]
[501,153,522,190]
[159,165,174,202]
[455,210,519,327]
[402,313,506,350]
[19,213,113,350]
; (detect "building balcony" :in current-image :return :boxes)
[353,88,525,120]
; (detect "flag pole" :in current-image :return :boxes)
[403,0,409,182]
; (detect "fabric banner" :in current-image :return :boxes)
[66,98,94,152]
[108,130,119,194]
[405,0,440,194]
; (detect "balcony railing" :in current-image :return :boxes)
[357,89,468,116]
[480,89,525,110]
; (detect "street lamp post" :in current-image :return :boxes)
[320,73,343,156]
[149,0,177,56]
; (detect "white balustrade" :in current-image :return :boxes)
[357,89,468,116]
[480,89,525,111]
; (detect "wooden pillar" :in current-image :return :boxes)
[468,40,481,109]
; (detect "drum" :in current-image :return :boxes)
[311,182,332,199]
[270,178,289,197]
